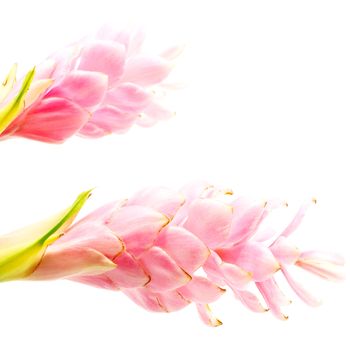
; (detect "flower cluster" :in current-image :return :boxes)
[24,183,344,326]
[0,27,181,143]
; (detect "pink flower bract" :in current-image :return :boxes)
[0,27,181,143]
[28,183,345,326]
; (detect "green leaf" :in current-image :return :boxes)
[0,67,35,134]
[0,64,18,104]
[0,190,92,282]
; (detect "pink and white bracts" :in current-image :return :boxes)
[0,27,180,143]
[28,183,344,326]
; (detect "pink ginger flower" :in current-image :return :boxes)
[0,27,181,143]
[0,184,344,326]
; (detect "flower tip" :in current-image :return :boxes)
[275,263,281,273]
[223,188,234,195]
[76,189,93,204]
[25,66,36,83]
[108,260,118,269]
[87,187,95,195]
[2,63,17,83]
[182,269,193,283]
[161,214,171,227]
[214,318,223,327]
[219,287,227,294]
[197,304,222,327]
[142,274,152,287]
[83,188,95,198]
[247,271,254,280]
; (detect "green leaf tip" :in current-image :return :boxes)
[0,66,36,134]
[0,189,92,282]
[38,189,93,245]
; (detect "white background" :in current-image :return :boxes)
[0,1,349,349]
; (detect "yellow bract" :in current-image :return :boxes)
[24,78,54,107]
[0,64,18,104]
[0,67,35,134]
[0,190,92,282]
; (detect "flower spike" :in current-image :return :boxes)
[0,184,344,326]
[0,27,182,143]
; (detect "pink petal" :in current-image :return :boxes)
[77,122,107,138]
[123,288,165,312]
[227,204,266,245]
[78,41,126,86]
[203,252,251,289]
[122,55,171,86]
[57,221,124,260]
[73,200,125,225]
[196,304,222,327]
[178,276,225,304]
[217,243,280,282]
[47,71,108,109]
[270,236,301,264]
[127,186,185,219]
[180,181,211,201]
[201,253,225,285]
[103,83,150,113]
[143,102,174,121]
[234,290,268,313]
[155,226,209,273]
[134,114,157,127]
[29,246,116,280]
[254,227,278,242]
[79,105,136,137]
[70,274,118,290]
[171,181,211,226]
[125,29,145,57]
[97,26,145,56]
[24,79,54,108]
[34,59,57,79]
[122,27,145,56]
[300,251,345,265]
[139,247,191,292]
[107,205,169,257]
[296,259,345,281]
[280,200,316,238]
[105,251,150,288]
[281,266,322,306]
[14,97,90,143]
[183,198,233,248]
[221,263,253,289]
[256,278,290,320]
[50,43,81,78]
[157,290,190,312]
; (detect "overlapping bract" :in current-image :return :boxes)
[0,27,180,143]
[0,190,91,282]
[25,183,345,326]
